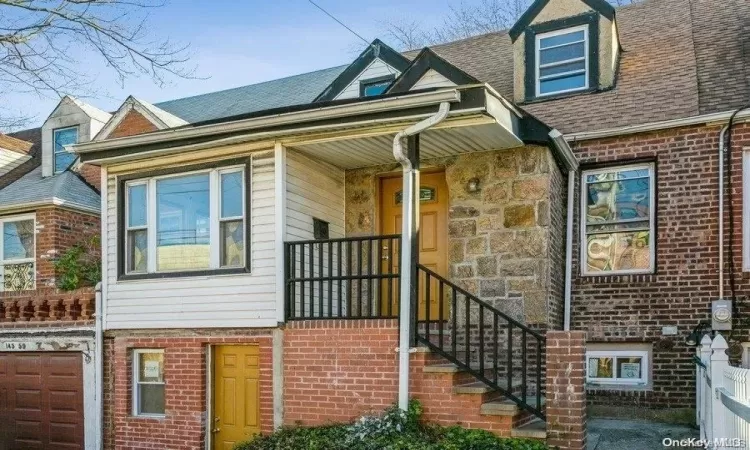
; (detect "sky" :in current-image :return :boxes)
[7,0,477,128]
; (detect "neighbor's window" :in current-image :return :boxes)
[536,25,588,97]
[581,164,655,275]
[124,166,246,275]
[53,126,79,174]
[360,75,395,97]
[133,349,165,416]
[0,216,35,292]
[587,350,648,386]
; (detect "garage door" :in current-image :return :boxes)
[0,352,84,449]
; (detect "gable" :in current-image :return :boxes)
[413,70,455,90]
[509,0,615,41]
[95,96,188,141]
[108,110,160,139]
[387,48,479,95]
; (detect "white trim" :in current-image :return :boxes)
[586,349,649,385]
[274,143,287,324]
[132,348,166,418]
[580,163,656,276]
[743,149,750,272]
[535,25,589,97]
[0,214,36,292]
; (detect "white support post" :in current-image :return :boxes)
[711,333,730,443]
[700,334,713,440]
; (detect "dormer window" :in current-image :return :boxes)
[536,26,588,97]
[53,126,79,174]
[360,75,395,97]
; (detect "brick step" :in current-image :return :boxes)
[480,397,545,417]
[511,418,546,440]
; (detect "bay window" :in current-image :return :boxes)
[0,216,35,291]
[122,162,248,277]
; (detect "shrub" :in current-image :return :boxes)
[233,400,547,450]
[54,235,101,291]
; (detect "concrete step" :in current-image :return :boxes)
[480,397,545,416]
[452,377,524,395]
[511,419,546,439]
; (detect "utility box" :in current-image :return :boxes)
[712,299,733,331]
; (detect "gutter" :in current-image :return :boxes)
[395,101,453,412]
[73,89,462,155]
[0,198,100,216]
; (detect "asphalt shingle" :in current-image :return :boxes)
[0,167,99,212]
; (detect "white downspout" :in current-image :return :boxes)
[395,101,451,411]
[94,282,103,450]
[719,126,728,300]
[564,172,575,331]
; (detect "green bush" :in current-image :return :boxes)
[54,235,101,291]
[234,400,547,450]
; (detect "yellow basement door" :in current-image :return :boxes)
[212,345,261,450]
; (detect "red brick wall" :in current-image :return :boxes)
[103,329,274,450]
[108,110,158,139]
[546,331,587,450]
[77,163,102,191]
[570,122,750,409]
[34,206,100,289]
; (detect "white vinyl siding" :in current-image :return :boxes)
[411,69,456,90]
[104,151,277,329]
[0,150,31,177]
[334,58,400,100]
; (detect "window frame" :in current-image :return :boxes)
[535,25,589,98]
[52,125,79,174]
[118,158,251,281]
[580,163,656,276]
[359,74,395,97]
[586,349,649,386]
[132,349,166,418]
[0,214,36,292]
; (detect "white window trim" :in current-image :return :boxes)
[0,214,36,292]
[535,25,589,98]
[132,349,165,418]
[580,163,656,276]
[586,349,649,386]
[124,165,247,275]
[52,125,79,174]
[742,149,750,271]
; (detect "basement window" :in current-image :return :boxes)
[581,164,655,275]
[536,26,589,97]
[587,350,649,386]
[133,349,165,417]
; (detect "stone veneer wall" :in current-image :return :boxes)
[344,146,564,328]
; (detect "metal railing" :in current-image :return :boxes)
[284,235,401,320]
[415,264,546,420]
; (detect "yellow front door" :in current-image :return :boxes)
[212,345,261,450]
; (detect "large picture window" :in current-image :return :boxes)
[123,164,247,276]
[581,164,655,275]
[0,216,35,291]
[536,25,588,97]
[53,126,79,174]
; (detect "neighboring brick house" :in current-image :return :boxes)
[12,0,741,448]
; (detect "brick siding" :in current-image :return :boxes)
[108,110,159,139]
[546,331,587,450]
[570,122,750,410]
[77,163,102,191]
[103,329,274,450]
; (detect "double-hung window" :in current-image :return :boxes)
[581,164,655,275]
[132,349,165,417]
[0,216,35,291]
[124,164,247,276]
[536,25,588,97]
[587,350,649,386]
[53,126,79,174]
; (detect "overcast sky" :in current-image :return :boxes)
[11,0,471,127]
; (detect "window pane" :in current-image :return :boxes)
[586,231,651,273]
[4,220,34,260]
[540,74,586,94]
[586,177,651,223]
[54,128,78,173]
[540,60,586,78]
[138,384,165,415]
[540,42,585,65]
[127,229,148,273]
[617,357,643,379]
[4,262,34,291]
[220,171,243,219]
[128,184,147,228]
[138,352,164,382]
[220,220,244,267]
[588,357,613,378]
[540,30,585,48]
[363,82,390,97]
[156,174,210,271]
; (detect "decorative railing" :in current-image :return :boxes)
[0,288,95,324]
[284,235,401,320]
[415,264,546,420]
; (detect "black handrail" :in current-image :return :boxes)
[284,235,402,320]
[415,264,546,420]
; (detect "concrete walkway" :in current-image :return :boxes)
[588,418,698,450]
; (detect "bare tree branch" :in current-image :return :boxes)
[0,0,197,131]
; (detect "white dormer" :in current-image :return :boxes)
[41,96,111,177]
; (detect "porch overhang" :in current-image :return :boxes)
[74,85,572,171]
